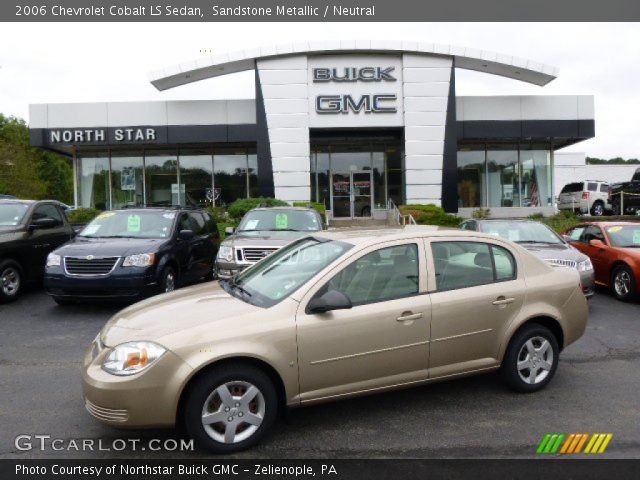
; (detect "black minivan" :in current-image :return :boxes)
[44,207,219,304]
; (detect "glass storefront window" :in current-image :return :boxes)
[457,149,486,208]
[520,148,552,207]
[78,152,110,210]
[248,151,259,198]
[214,151,248,206]
[110,153,144,209]
[372,151,386,208]
[386,147,404,207]
[487,147,519,208]
[311,148,330,209]
[145,150,178,207]
[179,151,214,207]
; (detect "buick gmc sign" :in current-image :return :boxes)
[308,55,403,127]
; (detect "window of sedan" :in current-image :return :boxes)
[431,241,516,291]
[580,225,606,243]
[321,244,419,305]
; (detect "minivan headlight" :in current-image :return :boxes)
[46,253,61,267]
[102,341,166,376]
[577,258,593,271]
[217,245,234,262]
[122,253,155,267]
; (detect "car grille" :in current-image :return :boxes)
[544,258,577,269]
[64,257,119,276]
[239,247,279,263]
[85,399,128,423]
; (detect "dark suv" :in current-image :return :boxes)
[43,207,219,304]
[0,200,75,302]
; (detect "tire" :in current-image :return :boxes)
[52,296,76,306]
[0,260,23,303]
[182,363,278,453]
[159,266,177,294]
[610,264,637,302]
[611,201,621,216]
[590,201,605,217]
[501,324,559,393]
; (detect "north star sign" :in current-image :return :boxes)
[313,66,398,114]
[48,128,157,144]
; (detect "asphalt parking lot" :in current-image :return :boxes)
[1,285,639,459]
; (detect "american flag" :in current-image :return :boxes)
[530,171,539,207]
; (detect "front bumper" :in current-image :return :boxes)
[82,343,193,428]
[44,268,158,300]
[214,261,249,280]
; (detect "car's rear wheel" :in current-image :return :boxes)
[0,260,23,303]
[183,363,278,453]
[160,266,177,293]
[611,264,637,302]
[501,324,559,393]
[590,201,605,216]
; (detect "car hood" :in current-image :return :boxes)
[55,236,167,257]
[223,230,312,248]
[101,282,262,347]
[517,242,588,262]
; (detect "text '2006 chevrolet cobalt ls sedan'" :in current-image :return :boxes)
[82,227,588,453]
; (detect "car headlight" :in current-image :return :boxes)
[577,258,593,272]
[217,245,234,262]
[102,341,166,376]
[46,253,61,267]
[122,253,155,267]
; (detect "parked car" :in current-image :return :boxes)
[557,180,611,216]
[0,199,75,302]
[82,227,588,453]
[44,207,220,304]
[460,219,595,298]
[609,167,640,215]
[564,221,640,301]
[215,206,324,279]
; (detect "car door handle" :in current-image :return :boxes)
[492,297,515,306]
[396,312,423,322]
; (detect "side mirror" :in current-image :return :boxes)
[589,239,606,248]
[225,226,236,235]
[178,229,195,240]
[307,290,352,314]
[29,217,58,230]
[561,234,572,243]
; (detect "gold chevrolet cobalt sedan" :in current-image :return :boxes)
[82,227,588,453]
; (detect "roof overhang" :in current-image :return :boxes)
[149,40,558,91]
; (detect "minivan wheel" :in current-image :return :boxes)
[591,201,605,216]
[611,264,637,302]
[183,363,278,453]
[0,260,22,303]
[160,266,177,293]
[501,324,559,393]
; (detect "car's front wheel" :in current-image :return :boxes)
[590,200,605,216]
[183,363,278,453]
[159,266,177,293]
[611,264,637,302]
[0,260,23,303]
[501,324,559,393]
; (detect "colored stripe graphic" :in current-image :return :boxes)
[537,433,612,454]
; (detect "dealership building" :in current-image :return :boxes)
[29,41,595,218]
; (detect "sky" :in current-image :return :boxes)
[0,22,638,158]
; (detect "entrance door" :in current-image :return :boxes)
[331,171,373,218]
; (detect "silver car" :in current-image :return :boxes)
[460,219,595,298]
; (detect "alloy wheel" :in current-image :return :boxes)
[614,270,631,297]
[516,336,554,385]
[593,203,604,216]
[1,267,20,297]
[201,381,265,444]
[164,271,176,292]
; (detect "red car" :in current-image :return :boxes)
[564,222,640,301]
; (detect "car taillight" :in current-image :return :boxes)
[582,192,590,199]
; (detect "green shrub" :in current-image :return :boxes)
[399,204,461,227]
[292,201,326,215]
[472,207,491,219]
[66,208,101,224]
[527,212,545,220]
[227,197,289,220]
[205,206,230,224]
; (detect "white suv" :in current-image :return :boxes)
[558,180,611,216]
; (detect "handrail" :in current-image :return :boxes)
[387,199,416,225]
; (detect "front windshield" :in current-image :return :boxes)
[237,210,321,233]
[605,225,640,247]
[482,221,563,244]
[225,237,353,307]
[79,210,176,239]
[0,203,29,226]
